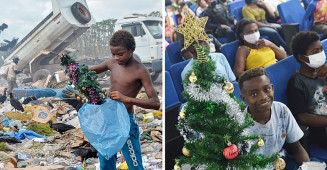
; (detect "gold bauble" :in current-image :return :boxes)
[174,163,181,170]
[257,138,264,147]
[273,157,286,170]
[223,82,234,94]
[81,99,86,103]
[76,96,81,101]
[82,87,86,91]
[189,71,197,83]
[182,147,191,157]
[180,112,185,119]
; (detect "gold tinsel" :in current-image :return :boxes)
[193,44,209,63]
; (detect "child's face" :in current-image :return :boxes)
[241,75,274,113]
[110,45,134,65]
[298,40,323,64]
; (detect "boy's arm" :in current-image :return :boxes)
[89,60,112,74]
[288,141,309,165]
[110,67,160,110]
[296,113,327,127]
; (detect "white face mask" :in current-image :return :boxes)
[167,12,174,17]
[243,31,260,44]
[305,51,326,69]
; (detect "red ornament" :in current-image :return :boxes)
[223,144,239,160]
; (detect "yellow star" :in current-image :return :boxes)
[175,12,209,49]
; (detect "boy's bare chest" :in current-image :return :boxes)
[110,66,141,87]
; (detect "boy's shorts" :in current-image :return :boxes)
[98,113,144,170]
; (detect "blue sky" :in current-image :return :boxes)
[0,0,162,42]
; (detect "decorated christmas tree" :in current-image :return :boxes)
[174,13,281,170]
[60,54,106,105]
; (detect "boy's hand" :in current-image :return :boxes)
[60,52,66,58]
[109,91,131,103]
[316,64,327,78]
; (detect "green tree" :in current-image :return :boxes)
[68,19,117,59]
[176,44,278,170]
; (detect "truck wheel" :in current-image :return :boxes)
[33,69,51,82]
[71,2,91,24]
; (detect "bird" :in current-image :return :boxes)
[62,89,83,112]
[48,120,75,134]
[0,88,7,104]
[0,38,18,51]
[22,96,37,104]
[9,93,24,112]
[0,23,8,32]
[72,147,98,160]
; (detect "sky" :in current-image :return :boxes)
[0,0,162,42]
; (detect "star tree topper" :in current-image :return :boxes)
[175,12,210,49]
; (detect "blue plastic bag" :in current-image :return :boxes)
[78,98,130,160]
[4,130,44,140]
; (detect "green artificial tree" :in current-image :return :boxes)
[174,13,280,170]
[60,54,106,105]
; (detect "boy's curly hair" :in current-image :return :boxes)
[109,30,135,50]
[291,31,320,62]
[238,68,269,90]
[236,18,256,45]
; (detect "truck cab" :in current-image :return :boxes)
[3,0,95,82]
[115,14,162,81]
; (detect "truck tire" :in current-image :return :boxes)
[33,69,51,82]
[71,2,91,24]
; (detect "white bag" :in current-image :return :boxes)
[0,65,9,79]
[299,161,326,170]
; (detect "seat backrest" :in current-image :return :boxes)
[263,55,300,105]
[165,71,182,110]
[228,0,246,18]
[277,0,305,24]
[233,6,243,22]
[172,14,180,27]
[165,50,171,71]
[190,4,197,14]
[322,39,327,55]
[166,41,184,65]
[169,59,191,102]
[220,40,240,70]
[302,0,311,9]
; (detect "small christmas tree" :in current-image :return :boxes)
[60,54,106,105]
[174,13,279,170]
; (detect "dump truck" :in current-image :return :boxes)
[3,0,95,82]
[115,14,162,81]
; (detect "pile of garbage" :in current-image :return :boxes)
[0,74,162,169]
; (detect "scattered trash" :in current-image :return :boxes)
[18,152,31,161]
[143,112,154,122]
[32,106,54,123]
[0,135,22,143]
[0,75,162,169]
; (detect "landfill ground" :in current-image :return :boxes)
[0,71,162,170]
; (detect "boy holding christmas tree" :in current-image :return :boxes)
[239,68,309,169]
[89,30,160,169]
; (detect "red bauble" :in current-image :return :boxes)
[223,144,239,160]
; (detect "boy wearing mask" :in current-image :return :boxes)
[287,31,327,151]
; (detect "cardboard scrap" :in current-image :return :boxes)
[32,106,54,123]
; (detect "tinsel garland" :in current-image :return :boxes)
[60,55,105,105]
[185,83,246,124]
[177,104,204,143]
